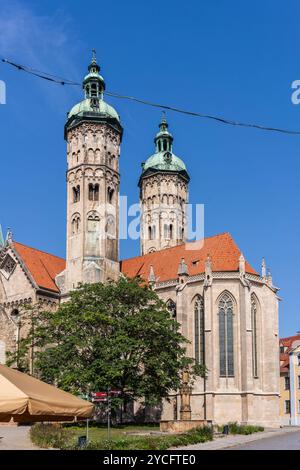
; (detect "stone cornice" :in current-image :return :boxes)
[153,271,275,291]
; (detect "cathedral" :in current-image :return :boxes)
[0,55,280,427]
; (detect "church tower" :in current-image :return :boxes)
[57,53,123,295]
[139,115,190,255]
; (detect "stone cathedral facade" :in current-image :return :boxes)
[0,56,280,427]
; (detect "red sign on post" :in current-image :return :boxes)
[91,390,121,402]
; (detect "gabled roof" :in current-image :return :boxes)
[13,242,65,293]
[120,232,258,282]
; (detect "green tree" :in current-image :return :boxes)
[8,277,207,405]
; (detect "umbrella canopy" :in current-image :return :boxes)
[0,365,94,422]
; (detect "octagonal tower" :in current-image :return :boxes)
[139,115,190,255]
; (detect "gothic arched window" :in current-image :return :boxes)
[251,294,258,378]
[219,292,234,377]
[194,296,205,364]
[166,299,176,320]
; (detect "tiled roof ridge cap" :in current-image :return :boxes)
[13,241,65,261]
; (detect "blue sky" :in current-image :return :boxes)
[0,0,299,336]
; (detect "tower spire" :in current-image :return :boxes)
[83,50,104,102]
[155,113,173,154]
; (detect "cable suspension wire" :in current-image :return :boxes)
[1,57,300,135]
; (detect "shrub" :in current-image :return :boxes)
[31,424,213,450]
[227,422,264,435]
[30,423,75,449]
[82,426,213,450]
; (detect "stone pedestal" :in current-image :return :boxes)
[160,420,210,433]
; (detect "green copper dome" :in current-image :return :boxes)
[68,98,120,121]
[143,151,187,173]
[140,114,189,181]
[66,50,121,126]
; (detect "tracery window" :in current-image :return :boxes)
[194,296,205,364]
[219,292,234,377]
[0,254,16,276]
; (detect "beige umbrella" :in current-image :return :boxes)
[0,364,94,422]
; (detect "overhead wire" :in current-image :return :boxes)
[1,57,300,135]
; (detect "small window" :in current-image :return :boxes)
[298,355,300,366]
[152,225,156,240]
[71,214,80,235]
[91,83,98,97]
[88,183,99,201]
[148,226,152,240]
[298,400,300,414]
[73,185,80,203]
[169,224,173,240]
[285,376,290,390]
[298,375,300,389]
[107,188,114,204]
[285,400,291,414]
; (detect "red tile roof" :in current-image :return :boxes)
[13,242,65,293]
[120,232,258,281]
[279,334,300,373]
[280,334,300,349]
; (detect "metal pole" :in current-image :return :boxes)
[107,387,111,440]
[86,418,89,444]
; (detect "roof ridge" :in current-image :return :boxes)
[13,241,65,261]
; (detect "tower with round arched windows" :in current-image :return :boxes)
[57,52,123,294]
[139,114,190,255]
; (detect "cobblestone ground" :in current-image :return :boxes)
[0,426,41,450]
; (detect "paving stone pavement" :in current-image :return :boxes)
[173,426,300,450]
[0,426,42,450]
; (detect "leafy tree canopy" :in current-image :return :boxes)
[8,277,206,404]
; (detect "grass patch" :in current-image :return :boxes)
[30,423,213,450]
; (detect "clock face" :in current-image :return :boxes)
[164,151,172,163]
